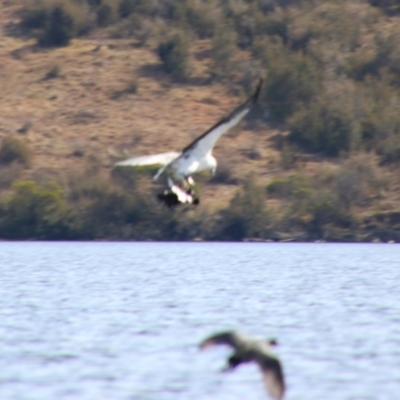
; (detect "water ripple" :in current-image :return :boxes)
[1,242,400,399]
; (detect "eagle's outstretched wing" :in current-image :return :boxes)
[159,79,263,183]
[181,79,263,159]
[115,151,181,167]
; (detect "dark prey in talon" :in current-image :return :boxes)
[200,331,285,400]
[156,178,200,207]
[157,187,199,208]
[156,191,180,208]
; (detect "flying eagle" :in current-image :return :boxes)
[115,80,263,206]
[200,330,285,400]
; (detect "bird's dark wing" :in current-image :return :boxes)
[181,79,263,159]
[199,331,247,351]
[258,356,285,400]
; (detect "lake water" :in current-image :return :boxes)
[1,242,400,400]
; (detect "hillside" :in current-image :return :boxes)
[1,0,400,241]
[0,1,280,204]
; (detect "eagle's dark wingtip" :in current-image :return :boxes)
[252,78,263,104]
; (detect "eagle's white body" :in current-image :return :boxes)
[153,151,217,182]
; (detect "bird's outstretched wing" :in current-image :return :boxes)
[181,79,263,160]
[258,356,285,400]
[115,151,181,167]
[199,331,248,351]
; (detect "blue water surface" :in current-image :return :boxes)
[1,242,400,400]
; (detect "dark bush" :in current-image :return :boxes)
[217,175,269,240]
[211,21,237,77]
[20,7,48,30]
[0,163,23,189]
[288,101,356,156]
[335,155,383,206]
[0,180,75,239]
[81,185,144,238]
[119,0,154,18]
[347,34,399,82]
[157,33,189,81]
[0,137,32,167]
[97,4,114,27]
[263,49,322,122]
[119,0,135,18]
[280,181,354,240]
[267,174,311,200]
[369,0,400,15]
[232,9,257,49]
[306,196,352,240]
[166,0,189,25]
[267,177,295,198]
[377,136,400,165]
[186,3,215,39]
[39,6,74,47]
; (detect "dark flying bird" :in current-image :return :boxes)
[200,330,285,400]
[115,80,263,206]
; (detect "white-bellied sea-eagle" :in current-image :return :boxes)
[115,79,263,207]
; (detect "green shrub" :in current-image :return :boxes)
[354,78,400,154]
[369,0,400,15]
[347,34,400,82]
[20,6,48,30]
[0,180,75,239]
[211,21,238,77]
[186,2,215,39]
[262,48,322,122]
[0,163,23,189]
[95,0,120,27]
[255,11,288,42]
[216,175,269,240]
[97,4,115,27]
[288,98,357,156]
[119,0,154,18]
[267,177,295,198]
[119,0,135,18]
[280,182,354,240]
[306,195,353,240]
[166,0,189,26]
[0,137,32,167]
[267,174,311,200]
[335,155,384,206]
[21,0,89,47]
[377,136,400,165]
[232,8,257,49]
[80,185,144,238]
[157,33,189,81]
